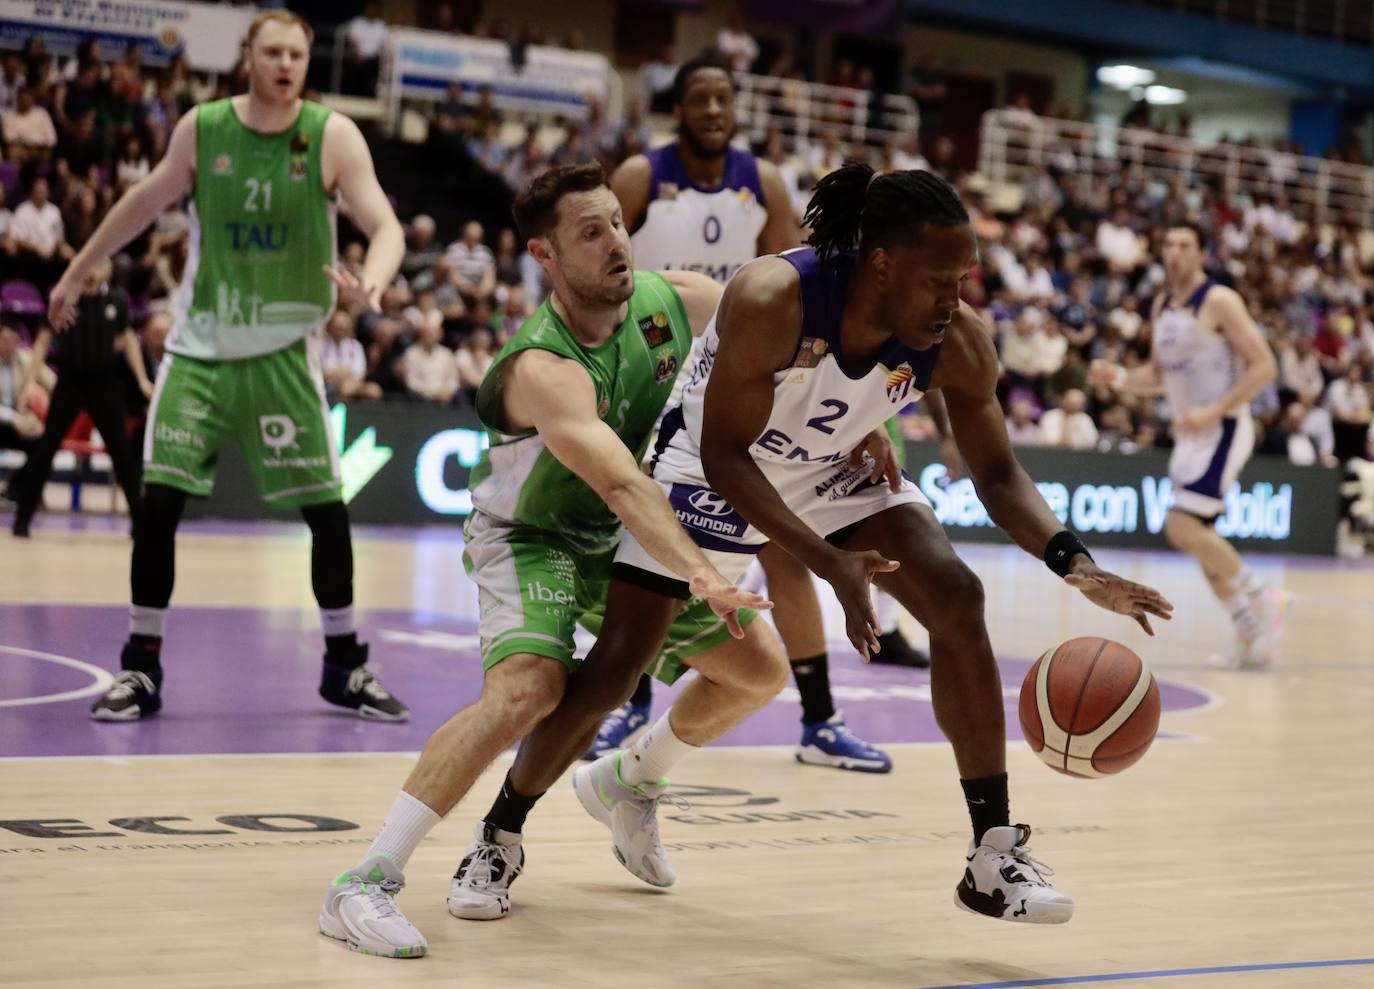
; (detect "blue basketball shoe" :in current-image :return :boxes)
[795,710,892,773]
[583,702,651,760]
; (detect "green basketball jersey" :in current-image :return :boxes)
[469,271,692,553]
[168,99,336,361]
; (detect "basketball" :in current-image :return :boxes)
[1019,637,1160,778]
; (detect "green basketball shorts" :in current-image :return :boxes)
[143,340,342,507]
[462,510,756,685]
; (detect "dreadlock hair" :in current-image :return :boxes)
[805,162,970,262]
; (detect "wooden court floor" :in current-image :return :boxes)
[2,522,1372,988]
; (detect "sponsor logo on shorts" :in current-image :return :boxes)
[525,581,574,605]
[178,397,212,421]
[155,421,206,451]
[669,484,748,538]
[260,414,298,450]
[815,462,873,501]
[259,414,328,470]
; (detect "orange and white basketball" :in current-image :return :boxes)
[1018,637,1160,778]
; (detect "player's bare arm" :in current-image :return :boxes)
[609,154,653,235]
[1175,286,1277,432]
[935,305,1174,634]
[48,110,198,329]
[323,113,405,312]
[660,269,724,334]
[755,160,803,255]
[700,258,897,657]
[503,349,769,634]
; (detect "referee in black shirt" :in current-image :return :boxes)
[11,261,152,537]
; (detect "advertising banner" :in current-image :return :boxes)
[385,27,611,117]
[0,0,257,71]
[191,402,1342,556]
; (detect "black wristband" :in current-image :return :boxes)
[1044,530,1092,577]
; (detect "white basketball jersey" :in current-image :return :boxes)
[657,248,941,483]
[1153,279,1240,413]
[631,144,768,284]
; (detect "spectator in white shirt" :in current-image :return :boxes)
[890,132,929,172]
[1107,294,1143,341]
[2,87,57,163]
[403,289,446,339]
[402,322,459,405]
[1327,361,1373,461]
[319,311,381,401]
[1004,393,1044,445]
[11,177,70,290]
[716,15,759,74]
[344,2,389,96]
[1039,389,1099,449]
[456,328,496,402]
[1280,335,1325,405]
[1095,206,1144,274]
[446,221,497,305]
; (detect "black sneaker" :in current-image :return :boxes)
[91,669,162,721]
[870,629,930,668]
[320,645,410,722]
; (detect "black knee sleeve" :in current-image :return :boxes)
[130,483,186,609]
[301,500,354,610]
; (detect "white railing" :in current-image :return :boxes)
[979,108,1374,228]
[735,73,919,154]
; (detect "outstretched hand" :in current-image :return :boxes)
[688,571,773,640]
[816,548,901,660]
[1063,560,1174,636]
[323,265,381,313]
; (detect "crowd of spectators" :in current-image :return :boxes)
[2,14,1372,475]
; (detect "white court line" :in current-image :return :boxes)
[0,645,114,708]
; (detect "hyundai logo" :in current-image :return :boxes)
[687,489,733,517]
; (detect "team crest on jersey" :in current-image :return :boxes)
[212,154,233,176]
[656,182,680,201]
[290,159,308,181]
[638,312,672,349]
[654,352,679,384]
[885,362,916,402]
[737,188,757,209]
[289,131,309,182]
[793,337,828,369]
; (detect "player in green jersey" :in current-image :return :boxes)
[47,11,410,722]
[319,163,785,958]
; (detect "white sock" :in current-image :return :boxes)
[129,605,167,638]
[321,605,356,638]
[621,711,698,786]
[362,791,441,871]
[874,589,901,635]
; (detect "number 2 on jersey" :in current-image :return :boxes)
[806,399,849,434]
[243,179,273,212]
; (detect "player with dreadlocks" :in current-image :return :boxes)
[438,164,1173,926]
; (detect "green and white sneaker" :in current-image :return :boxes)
[572,751,680,888]
[320,856,427,958]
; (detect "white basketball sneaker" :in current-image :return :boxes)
[955,824,1074,924]
[572,751,680,888]
[447,821,525,920]
[319,855,427,958]
[1210,585,1287,671]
